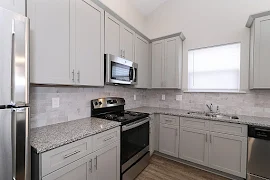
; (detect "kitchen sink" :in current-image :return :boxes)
[187,111,239,120]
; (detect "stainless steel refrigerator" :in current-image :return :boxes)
[0,7,30,180]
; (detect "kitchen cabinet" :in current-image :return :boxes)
[249,15,270,89]
[159,122,179,157]
[135,34,150,88]
[209,132,247,178]
[179,127,209,166]
[42,153,95,180]
[93,141,120,180]
[151,35,184,89]
[29,0,104,86]
[0,0,25,15]
[28,0,71,85]
[105,12,135,61]
[32,127,120,180]
[72,0,104,86]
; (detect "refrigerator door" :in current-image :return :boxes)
[0,107,30,180]
[0,7,29,107]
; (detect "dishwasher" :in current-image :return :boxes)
[248,126,270,180]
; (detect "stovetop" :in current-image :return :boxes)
[95,111,149,125]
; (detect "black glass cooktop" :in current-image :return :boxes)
[96,111,149,125]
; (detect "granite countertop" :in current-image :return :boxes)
[128,106,270,128]
[31,117,121,154]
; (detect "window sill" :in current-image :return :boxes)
[183,90,247,94]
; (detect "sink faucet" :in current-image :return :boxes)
[206,103,213,113]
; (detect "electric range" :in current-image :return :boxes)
[91,97,150,180]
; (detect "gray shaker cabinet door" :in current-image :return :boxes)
[159,123,179,157]
[251,15,270,88]
[208,132,247,178]
[42,153,94,180]
[28,0,72,85]
[120,25,135,61]
[179,127,209,166]
[152,40,164,88]
[73,0,104,86]
[105,12,121,57]
[94,141,120,180]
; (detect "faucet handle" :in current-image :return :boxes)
[216,105,220,113]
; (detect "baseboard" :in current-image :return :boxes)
[153,151,245,180]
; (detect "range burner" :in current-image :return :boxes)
[117,116,127,121]
[126,111,141,116]
[104,114,118,120]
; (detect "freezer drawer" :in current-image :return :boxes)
[0,107,30,180]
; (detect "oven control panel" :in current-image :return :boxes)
[91,97,125,109]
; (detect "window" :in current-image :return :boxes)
[188,43,241,92]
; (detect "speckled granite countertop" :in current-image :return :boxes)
[31,117,121,153]
[128,106,270,128]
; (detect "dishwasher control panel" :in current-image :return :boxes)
[249,126,270,140]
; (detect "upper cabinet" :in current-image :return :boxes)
[28,0,104,86]
[152,34,184,89]
[135,35,150,88]
[0,0,25,15]
[248,13,270,89]
[105,12,135,61]
[72,0,104,86]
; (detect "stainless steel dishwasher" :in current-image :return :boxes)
[248,126,270,180]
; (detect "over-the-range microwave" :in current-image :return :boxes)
[105,54,138,85]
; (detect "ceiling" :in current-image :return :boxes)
[129,0,169,16]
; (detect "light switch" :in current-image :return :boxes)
[162,94,166,101]
[176,95,182,101]
[134,94,136,101]
[52,98,60,108]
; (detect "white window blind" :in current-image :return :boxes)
[188,43,241,92]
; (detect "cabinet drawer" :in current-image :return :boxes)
[93,127,120,151]
[180,117,209,130]
[210,121,247,137]
[160,114,180,126]
[41,137,92,177]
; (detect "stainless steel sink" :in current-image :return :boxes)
[187,111,239,120]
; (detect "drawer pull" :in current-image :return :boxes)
[89,160,92,173]
[63,150,81,159]
[104,136,114,142]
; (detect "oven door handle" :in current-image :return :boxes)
[122,117,150,132]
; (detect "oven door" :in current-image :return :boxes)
[121,117,149,172]
[105,54,138,85]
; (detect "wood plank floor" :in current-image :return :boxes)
[136,155,229,180]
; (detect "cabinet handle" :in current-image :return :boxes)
[205,134,208,142]
[120,50,123,57]
[103,136,114,142]
[210,134,212,143]
[63,150,80,159]
[72,69,75,82]
[77,71,80,83]
[123,50,125,58]
[89,160,92,173]
[94,156,97,170]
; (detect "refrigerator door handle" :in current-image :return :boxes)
[12,107,30,180]
[10,20,15,106]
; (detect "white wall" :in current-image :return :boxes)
[99,0,147,35]
[145,0,270,90]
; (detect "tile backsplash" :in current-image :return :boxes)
[30,85,270,128]
[30,85,146,128]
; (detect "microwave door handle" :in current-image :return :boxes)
[129,68,133,81]
[133,67,136,82]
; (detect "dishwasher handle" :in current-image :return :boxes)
[249,126,270,140]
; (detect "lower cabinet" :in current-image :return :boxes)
[42,140,120,180]
[208,132,247,178]
[179,127,209,166]
[42,153,94,180]
[94,142,120,180]
[159,123,179,157]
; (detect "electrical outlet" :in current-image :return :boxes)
[52,98,60,108]
[162,94,166,101]
[176,95,182,101]
[134,94,136,101]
